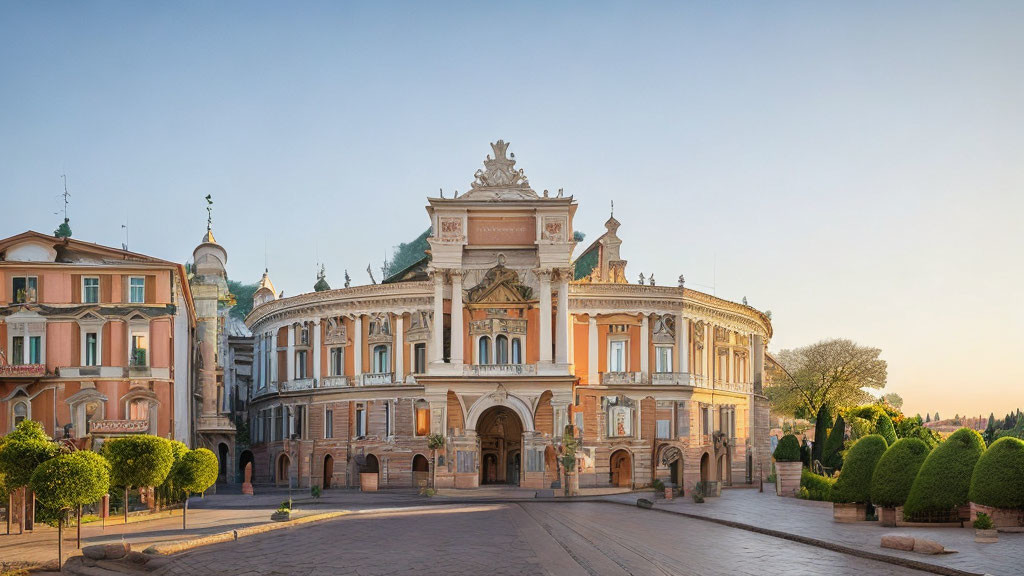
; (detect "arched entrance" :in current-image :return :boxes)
[276,453,291,487]
[238,450,254,484]
[660,445,684,489]
[412,454,429,488]
[610,449,632,488]
[700,452,710,484]
[323,454,334,489]
[364,454,380,474]
[477,406,523,485]
[218,443,229,482]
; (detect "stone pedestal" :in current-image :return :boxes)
[775,461,802,497]
[878,506,901,527]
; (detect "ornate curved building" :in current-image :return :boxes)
[245,141,773,492]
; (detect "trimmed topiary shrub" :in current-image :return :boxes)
[876,413,897,446]
[831,434,888,504]
[101,435,174,522]
[870,438,930,508]
[822,414,846,470]
[969,436,1024,509]
[812,405,832,463]
[800,469,836,501]
[170,448,219,530]
[773,434,801,462]
[30,451,110,569]
[0,420,59,489]
[904,428,986,517]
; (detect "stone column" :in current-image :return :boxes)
[538,269,552,364]
[728,348,735,384]
[450,272,464,365]
[639,314,649,379]
[395,314,405,381]
[312,320,321,384]
[270,331,278,384]
[353,315,363,378]
[677,313,688,375]
[588,315,598,384]
[431,271,445,364]
[286,325,295,382]
[555,270,569,365]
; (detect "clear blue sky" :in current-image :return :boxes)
[1,1,1022,418]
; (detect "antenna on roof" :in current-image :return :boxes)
[53,174,73,238]
[122,223,128,252]
[60,174,71,221]
[610,200,614,218]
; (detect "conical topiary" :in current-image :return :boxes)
[823,414,846,470]
[812,405,832,463]
[875,413,897,446]
[903,428,985,516]
[831,434,888,504]
[969,436,1024,509]
[870,438,930,508]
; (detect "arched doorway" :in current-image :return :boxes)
[364,454,380,474]
[700,452,710,484]
[276,453,291,487]
[412,454,429,488]
[610,449,632,488]
[218,443,229,483]
[238,450,254,484]
[323,455,334,489]
[477,405,523,485]
[660,446,683,489]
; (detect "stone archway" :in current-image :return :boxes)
[412,454,429,488]
[477,405,523,485]
[700,452,711,484]
[238,450,254,483]
[323,454,334,489]
[464,391,535,433]
[217,443,229,482]
[276,453,291,487]
[610,449,632,488]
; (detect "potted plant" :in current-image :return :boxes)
[904,428,985,524]
[271,500,291,522]
[773,434,803,497]
[831,434,887,522]
[652,478,665,499]
[974,512,997,543]
[870,438,930,526]
[969,437,1024,528]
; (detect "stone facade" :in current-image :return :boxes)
[245,142,773,493]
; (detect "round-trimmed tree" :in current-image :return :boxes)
[774,434,801,462]
[876,413,898,446]
[904,427,986,517]
[831,434,888,504]
[170,448,219,529]
[870,437,930,508]
[101,435,173,523]
[30,451,110,568]
[969,436,1024,509]
[0,420,59,533]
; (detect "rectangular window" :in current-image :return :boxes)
[330,347,344,376]
[456,450,475,473]
[415,406,430,436]
[85,332,98,366]
[295,350,308,379]
[295,405,305,439]
[325,409,334,438]
[12,277,38,303]
[384,402,392,437]
[11,336,24,365]
[28,336,41,364]
[414,343,426,374]
[83,277,99,303]
[656,419,671,439]
[655,346,673,373]
[525,449,545,473]
[131,334,147,366]
[575,411,584,434]
[609,340,626,372]
[355,405,366,437]
[129,277,145,303]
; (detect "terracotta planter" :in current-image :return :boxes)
[878,506,900,527]
[975,528,998,543]
[360,472,378,492]
[775,461,802,497]
[833,502,868,523]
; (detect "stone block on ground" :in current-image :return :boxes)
[912,538,947,555]
[82,545,107,560]
[637,498,653,509]
[535,489,554,498]
[880,534,915,551]
[125,551,150,565]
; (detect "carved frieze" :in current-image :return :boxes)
[324,317,347,345]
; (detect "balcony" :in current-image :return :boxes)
[281,378,315,392]
[0,364,46,378]
[600,371,644,385]
[58,365,170,379]
[464,364,537,377]
[89,419,149,435]
[253,383,279,399]
[319,376,350,389]
[650,372,690,386]
[714,379,753,394]
[360,372,394,386]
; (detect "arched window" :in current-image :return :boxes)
[511,338,522,364]
[478,336,491,365]
[13,401,28,427]
[372,345,389,373]
[495,335,509,365]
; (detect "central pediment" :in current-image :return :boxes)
[466,263,533,307]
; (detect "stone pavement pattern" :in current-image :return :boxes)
[151,502,931,576]
[605,487,1024,576]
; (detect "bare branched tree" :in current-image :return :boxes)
[767,338,887,418]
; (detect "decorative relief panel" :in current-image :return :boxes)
[324,317,348,345]
[367,313,392,344]
[469,318,527,336]
[438,217,465,243]
[541,216,566,243]
[652,314,676,344]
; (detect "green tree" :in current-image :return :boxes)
[925,413,931,423]
[773,434,801,462]
[969,437,1024,509]
[170,448,219,529]
[766,339,887,418]
[870,438,930,508]
[384,229,431,279]
[811,405,832,464]
[879,393,904,410]
[830,435,888,505]
[102,435,174,523]
[158,440,190,506]
[30,451,109,569]
[875,413,897,446]
[904,428,985,518]
[227,279,260,320]
[0,421,59,533]
[822,414,846,470]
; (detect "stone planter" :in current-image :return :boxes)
[970,502,1024,528]
[878,506,902,527]
[975,528,998,543]
[833,502,868,523]
[271,510,290,522]
[360,472,378,492]
[775,461,802,497]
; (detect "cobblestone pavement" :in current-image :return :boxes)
[152,502,932,576]
[605,487,1023,576]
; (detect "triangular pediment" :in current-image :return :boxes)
[466,264,533,307]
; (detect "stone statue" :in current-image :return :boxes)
[678,274,685,288]
[649,274,655,286]
[344,269,351,288]
[638,272,645,285]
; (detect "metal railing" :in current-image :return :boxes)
[600,371,643,385]
[465,364,537,377]
[360,372,394,386]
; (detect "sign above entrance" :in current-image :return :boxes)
[468,216,535,246]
